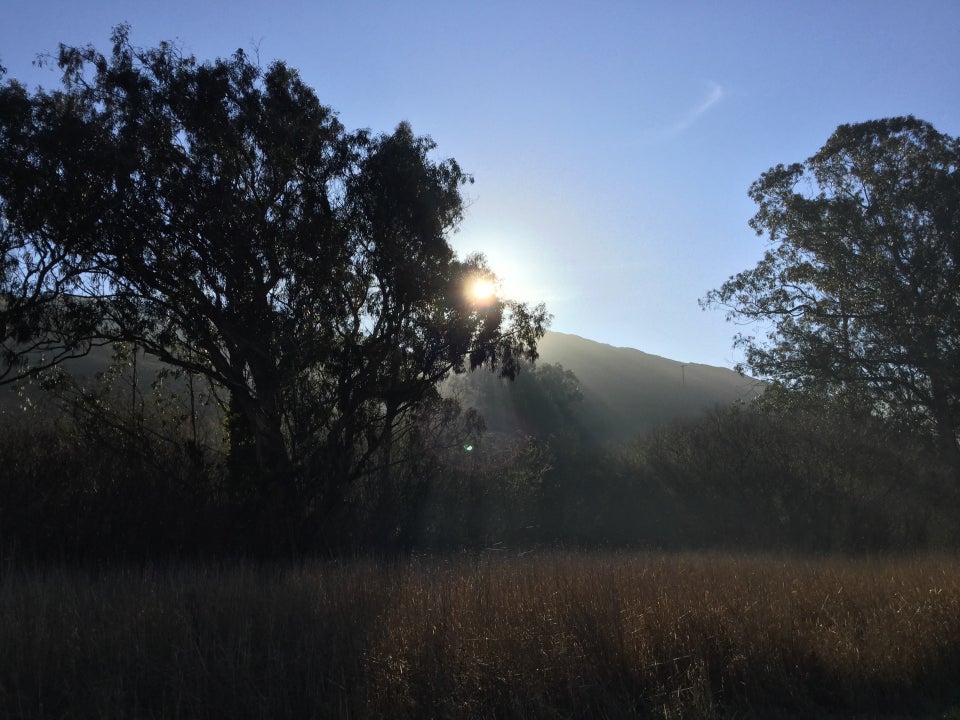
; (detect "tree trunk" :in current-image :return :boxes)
[227,387,299,554]
[373,400,399,547]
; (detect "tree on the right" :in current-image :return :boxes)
[703,117,960,474]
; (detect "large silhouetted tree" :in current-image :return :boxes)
[704,117,960,475]
[0,26,548,534]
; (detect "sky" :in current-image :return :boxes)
[2,1,958,368]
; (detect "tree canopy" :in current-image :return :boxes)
[0,26,549,533]
[704,116,960,473]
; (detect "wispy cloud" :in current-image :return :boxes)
[667,81,725,137]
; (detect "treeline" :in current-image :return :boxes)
[3,354,957,562]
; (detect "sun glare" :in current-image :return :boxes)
[468,277,497,305]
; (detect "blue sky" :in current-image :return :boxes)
[2,1,958,367]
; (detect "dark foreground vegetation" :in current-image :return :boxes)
[3,356,959,560]
[3,553,960,719]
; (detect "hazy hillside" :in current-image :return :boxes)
[3,332,763,445]
[451,331,763,443]
[0,343,199,417]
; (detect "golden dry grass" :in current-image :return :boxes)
[2,552,960,718]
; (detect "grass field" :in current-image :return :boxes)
[2,552,960,719]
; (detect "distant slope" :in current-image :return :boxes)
[3,332,763,444]
[0,343,192,416]
[540,332,761,438]
[450,332,764,444]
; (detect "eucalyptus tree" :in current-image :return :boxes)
[0,26,548,529]
[704,117,960,474]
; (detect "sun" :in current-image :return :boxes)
[467,277,497,305]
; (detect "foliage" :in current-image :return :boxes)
[448,360,584,439]
[628,403,960,552]
[6,364,960,557]
[703,117,960,471]
[0,26,548,537]
[0,354,226,561]
[0,343,558,557]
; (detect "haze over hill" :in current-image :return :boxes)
[451,331,763,444]
[3,331,762,446]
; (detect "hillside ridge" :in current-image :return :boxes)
[454,330,763,443]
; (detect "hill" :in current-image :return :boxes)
[449,331,763,444]
[3,332,763,445]
[0,342,206,422]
